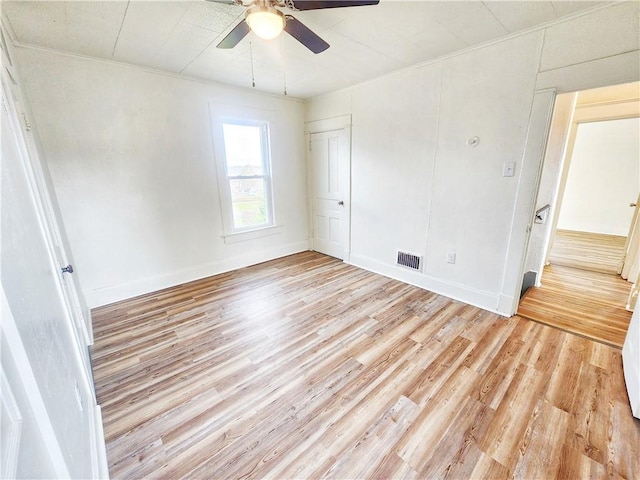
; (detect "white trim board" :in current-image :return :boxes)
[304,114,352,133]
[86,240,310,308]
[348,253,503,316]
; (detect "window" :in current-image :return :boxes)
[219,119,274,233]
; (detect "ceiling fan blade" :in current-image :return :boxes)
[217,20,251,49]
[291,0,379,10]
[284,16,329,54]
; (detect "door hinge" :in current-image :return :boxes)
[22,113,31,131]
[309,140,312,151]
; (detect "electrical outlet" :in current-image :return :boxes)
[447,252,456,264]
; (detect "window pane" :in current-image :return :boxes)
[222,124,265,176]
[230,178,268,228]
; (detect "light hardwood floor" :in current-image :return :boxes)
[548,229,627,274]
[91,252,640,479]
[518,264,632,348]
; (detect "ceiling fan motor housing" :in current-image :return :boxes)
[245,4,286,40]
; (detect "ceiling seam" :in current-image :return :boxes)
[538,48,640,74]
[481,1,510,34]
[179,10,246,75]
[433,18,469,50]
[111,0,131,60]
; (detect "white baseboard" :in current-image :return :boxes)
[497,294,517,316]
[348,253,505,316]
[85,241,310,307]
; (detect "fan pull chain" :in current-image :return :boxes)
[281,36,287,96]
[249,41,255,88]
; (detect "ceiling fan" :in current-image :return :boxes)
[207,0,380,54]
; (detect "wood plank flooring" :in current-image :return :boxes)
[519,265,632,348]
[549,229,626,274]
[91,252,640,479]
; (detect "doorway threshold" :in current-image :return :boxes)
[517,264,632,348]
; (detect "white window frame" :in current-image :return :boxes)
[211,110,278,242]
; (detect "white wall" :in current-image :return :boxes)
[306,2,640,315]
[14,48,309,307]
[557,118,640,236]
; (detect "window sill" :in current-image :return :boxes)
[222,225,283,244]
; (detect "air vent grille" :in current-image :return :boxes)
[397,251,422,271]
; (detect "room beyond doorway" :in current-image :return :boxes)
[548,229,626,275]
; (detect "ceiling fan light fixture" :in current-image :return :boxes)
[246,6,285,40]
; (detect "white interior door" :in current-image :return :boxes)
[0,22,92,349]
[1,52,107,478]
[2,76,94,386]
[310,127,351,260]
[0,16,93,373]
[22,111,93,346]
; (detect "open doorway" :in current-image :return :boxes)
[548,116,639,274]
[518,82,640,347]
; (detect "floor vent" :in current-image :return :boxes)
[397,251,422,272]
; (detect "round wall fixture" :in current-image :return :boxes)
[467,136,480,148]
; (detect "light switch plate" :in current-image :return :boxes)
[503,162,516,177]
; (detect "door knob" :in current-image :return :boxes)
[338,200,344,206]
[631,203,637,207]
[61,264,74,274]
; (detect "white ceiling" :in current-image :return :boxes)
[2,0,605,99]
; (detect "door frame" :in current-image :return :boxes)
[621,193,640,280]
[516,82,640,315]
[305,115,352,261]
[499,89,557,315]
